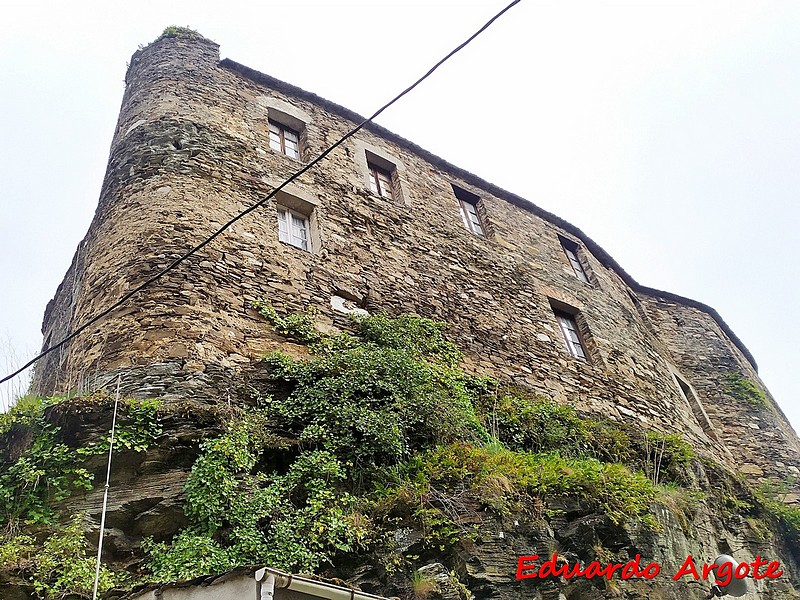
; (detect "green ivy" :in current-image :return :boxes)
[253,301,322,344]
[0,395,162,526]
[0,394,162,597]
[725,372,768,407]
[113,398,163,452]
[0,396,93,525]
[145,414,367,579]
[147,310,673,581]
[259,310,489,476]
[0,514,126,599]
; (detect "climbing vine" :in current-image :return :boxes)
[145,413,368,580]
[0,514,127,599]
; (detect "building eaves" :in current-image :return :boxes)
[219,58,757,372]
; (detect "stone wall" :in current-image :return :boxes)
[640,294,800,501]
[32,32,800,492]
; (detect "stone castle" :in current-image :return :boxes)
[33,30,800,498]
[12,26,800,600]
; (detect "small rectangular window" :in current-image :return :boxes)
[269,120,300,159]
[277,206,310,251]
[554,309,587,360]
[368,163,394,200]
[453,185,485,236]
[559,236,590,283]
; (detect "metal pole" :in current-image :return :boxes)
[93,375,121,600]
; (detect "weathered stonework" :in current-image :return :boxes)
[33,31,799,506]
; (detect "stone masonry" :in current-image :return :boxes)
[32,31,800,500]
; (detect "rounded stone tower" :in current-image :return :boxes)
[34,31,290,399]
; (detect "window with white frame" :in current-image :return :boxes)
[559,236,590,283]
[452,185,485,236]
[554,309,588,361]
[269,119,300,159]
[277,206,310,251]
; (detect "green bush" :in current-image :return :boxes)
[386,442,658,528]
[640,431,695,486]
[0,396,93,524]
[146,414,368,579]
[146,309,713,581]
[0,395,162,525]
[755,479,800,550]
[475,390,635,464]
[160,26,200,40]
[0,515,125,599]
[476,391,583,454]
[260,311,488,474]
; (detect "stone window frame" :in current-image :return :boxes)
[670,368,716,434]
[270,184,322,254]
[558,235,594,285]
[255,96,312,162]
[452,184,492,238]
[548,298,595,363]
[355,141,409,207]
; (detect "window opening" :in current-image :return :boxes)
[368,163,394,199]
[453,185,485,236]
[269,120,300,159]
[554,310,587,360]
[277,206,310,251]
[674,372,714,433]
[559,236,590,283]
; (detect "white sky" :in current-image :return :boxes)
[0,1,798,433]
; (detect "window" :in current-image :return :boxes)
[672,370,715,433]
[554,310,587,360]
[453,185,485,236]
[363,148,405,204]
[675,376,693,402]
[368,162,394,199]
[269,119,300,159]
[277,206,310,251]
[559,236,589,283]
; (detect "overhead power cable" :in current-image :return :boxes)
[0,0,522,387]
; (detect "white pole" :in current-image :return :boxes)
[93,375,121,600]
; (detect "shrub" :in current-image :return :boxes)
[260,310,488,475]
[147,414,368,578]
[0,395,162,525]
[1,515,125,599]
[375,442,658,538]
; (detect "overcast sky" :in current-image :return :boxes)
[1,0,798,432]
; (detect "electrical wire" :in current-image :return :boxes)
[92,374,121,600]
[0,0,523,387]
